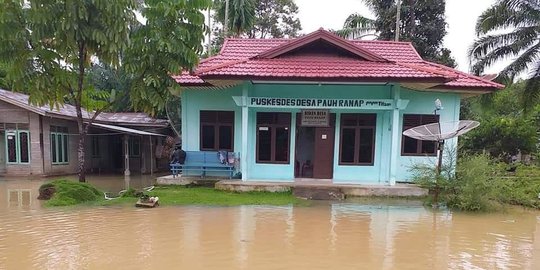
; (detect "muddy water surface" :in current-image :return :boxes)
[1,177,540,270]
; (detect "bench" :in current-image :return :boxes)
[170,151,235,179]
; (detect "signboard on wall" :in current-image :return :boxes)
[231,96,408,110]
[301,110,329,127]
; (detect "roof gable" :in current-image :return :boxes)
[255,29,388,62]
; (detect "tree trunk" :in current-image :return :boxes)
[77,41,87,182]
[76,109,87,182]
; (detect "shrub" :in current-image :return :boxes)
[447,154,500,211]
[412,153,502,211]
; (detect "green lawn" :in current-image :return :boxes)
[42,181,307,207]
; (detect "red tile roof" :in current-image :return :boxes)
[175,29,503,91]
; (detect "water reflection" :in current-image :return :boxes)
[0,179,540,269]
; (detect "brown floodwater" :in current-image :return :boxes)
[1,177,540,270]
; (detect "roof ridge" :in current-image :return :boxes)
[194,58,250,76]
[394,61,457,80]
[421,61,505,88]
[351,39,413,45]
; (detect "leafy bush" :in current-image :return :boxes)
[460,82,540,159]
[446,154,500,211]
[412,153,502,211]
[41,180,103,206]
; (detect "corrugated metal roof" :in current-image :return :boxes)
[91,123,166,136]
[0,89,169,127]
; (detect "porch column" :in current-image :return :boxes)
[241,83,249,181]
[149,136,153,176]
[124,134,130,176]
[389,84,401,185]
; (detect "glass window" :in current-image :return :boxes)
[5,129,30,164]
[91,136,100,157]
[51,134,57,163]
[339,113,376,165]
[129,137,141,157]
[51,126,68,164]
[402,114,439,156]
[200,111,234,151]
[201,125,215,149]
[358,128,374,163]
[275,127,289,162]
[256,112,291,164]
[7,131,17,163]
[340,128,356,163]
[257,127,272,161]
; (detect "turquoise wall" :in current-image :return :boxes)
[182,83,461,184]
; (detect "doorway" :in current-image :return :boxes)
[295,113,335,179]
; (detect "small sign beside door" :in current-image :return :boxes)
[301,110,330,127]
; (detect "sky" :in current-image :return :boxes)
[293,0,505,74]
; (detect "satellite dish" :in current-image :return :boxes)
[403,120,479,141]
[403,119,480,208]
[435,99,443,111]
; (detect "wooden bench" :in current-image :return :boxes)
[170,151,235,179]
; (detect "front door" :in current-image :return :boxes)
[313,125,335,179]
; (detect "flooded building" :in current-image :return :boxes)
[0,89,171,177]
[174,29,503,185]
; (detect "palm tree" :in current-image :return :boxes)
[470,0,540,107]
[214,0,256,37]
[334,13,377,39]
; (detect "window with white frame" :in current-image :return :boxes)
[4,123,30,164]
[51,126,69,164]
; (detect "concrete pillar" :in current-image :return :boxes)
[149,136,154,176]
[124,134,130,176]
[389,84,401,186]
[241,83,249,181]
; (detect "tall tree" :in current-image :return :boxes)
[210,0,301,53]
[470,0,540,108]
[336,0,457,67]
[0,0,209,182]
[214,0,256,37]
[0,62,10,90]
[334,13,377,39]
[248,0,302,38]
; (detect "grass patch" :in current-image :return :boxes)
[99,185,308,207]
[42,180,103,207]
[41,180,306,207]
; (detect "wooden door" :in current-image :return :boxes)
[313,126,335,179]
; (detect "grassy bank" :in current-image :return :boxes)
[413,154,540,212]
[40,180,307,207]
